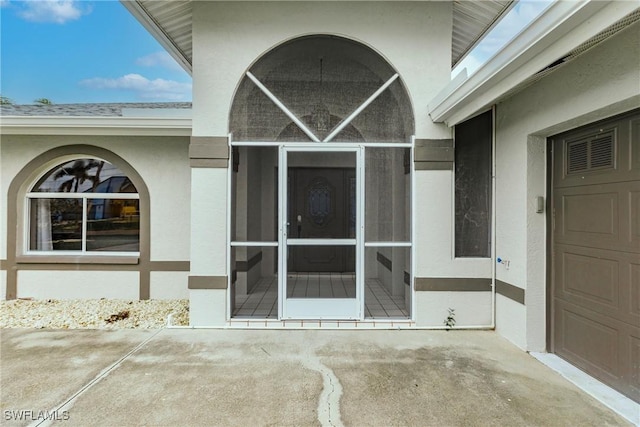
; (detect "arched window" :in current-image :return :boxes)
[230,35,414,143]
[26,158,140,253]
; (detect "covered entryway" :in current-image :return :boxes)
[550,109,640,402]
[228,35,414,321]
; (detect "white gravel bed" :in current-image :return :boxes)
[0,299,189,329]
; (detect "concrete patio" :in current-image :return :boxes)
[0,328,634,426]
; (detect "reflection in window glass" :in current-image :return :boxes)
[86,199,140,251]
[33,159,136,193]
[27,157,140,254]
[30,198,82,251]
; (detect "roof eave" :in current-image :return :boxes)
[0,116,192,136]
[452,1,516,68]
[429,1,640,127]
[120,0,193,75]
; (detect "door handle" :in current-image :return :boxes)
[297,214,302,237]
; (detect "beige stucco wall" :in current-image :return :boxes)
[150,271,190,299]
[415,291,492,327]
[17,271,139,300]
[413,168,493,327]
[188,1,454,325]
[189,167,227,275]
[414,169,492,278]
[0,134,191,299]
[494,21,640,351]
[191,1,452,139]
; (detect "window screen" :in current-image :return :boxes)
[229,35,414,143]
[455,110,492,257]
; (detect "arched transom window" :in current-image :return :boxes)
[26,158,140,253]
[230,35,414,143]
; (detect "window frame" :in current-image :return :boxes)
[21,158,141,260]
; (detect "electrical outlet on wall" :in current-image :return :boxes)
[497,257,510,270]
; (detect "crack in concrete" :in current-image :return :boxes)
[299,351,344,427]
[324,367,342,427]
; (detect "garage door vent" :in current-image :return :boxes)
[567,131,614,174]
[591,134,614,168]
[568,140,588,173]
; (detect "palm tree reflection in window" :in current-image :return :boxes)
[54,159,104,193]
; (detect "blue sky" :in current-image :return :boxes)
[0,0,551,105]
[1,0,192,104]
[453,0,552,78]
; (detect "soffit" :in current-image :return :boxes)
[122,0,514,72]
[429,2,640,126]
[452,0,514,67]
[124,0,193,72]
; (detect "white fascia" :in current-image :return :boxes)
[0,116,192,136]
[429,0,640,127]
[119,0,192,75]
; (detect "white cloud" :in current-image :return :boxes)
[16,0,89,24]
[79,73,192,101]
[136,52,184,72]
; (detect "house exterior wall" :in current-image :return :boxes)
[414,167,493,327]
[189,1,460,325]
[191,1,452,139]
[150,271,190,300]
[0,134,191,300]
[0,271,6,300]
[17,271,139,300]
[493,21,640,351]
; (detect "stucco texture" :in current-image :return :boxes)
[191,1,452,139]
[493,21,640,351]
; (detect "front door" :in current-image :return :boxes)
[280,146,363,320]
[288,167,356,272]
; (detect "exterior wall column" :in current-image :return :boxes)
[413,138,493,327]
[188,136,229,326]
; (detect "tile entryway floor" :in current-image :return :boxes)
[233,273,409,319]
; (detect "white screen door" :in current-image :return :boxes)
[279,145,363,319]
